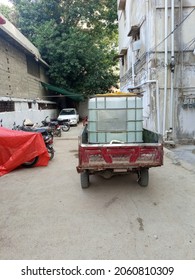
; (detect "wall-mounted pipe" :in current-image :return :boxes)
[170,0,175,130]
[131,48,135,86]
[163,0,168,136]
[146,0,150,80]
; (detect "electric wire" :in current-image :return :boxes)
[149,7,195,54]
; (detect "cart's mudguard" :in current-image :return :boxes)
[0,127,50,176]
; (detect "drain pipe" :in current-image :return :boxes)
[163,0,176,146]
[155,79,160,134]
[146,0,150,80]
[170,0,175,130]
[131,48,135,86]
[145,0,151,125]
[163,0,168,136]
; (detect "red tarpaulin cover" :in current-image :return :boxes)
[0,127,50,176]
[0,16,6,25]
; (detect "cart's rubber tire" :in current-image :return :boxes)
[81,171,89,189]
[22,156,39,167]
[138,168,149,187]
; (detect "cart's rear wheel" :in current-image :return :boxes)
[138,168,149,187]
[81,170,89,189]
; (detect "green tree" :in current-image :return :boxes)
[0,4,17,25]
[10,0,119,96]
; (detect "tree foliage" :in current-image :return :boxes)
[9,0,119,96]
[0,4,17,24]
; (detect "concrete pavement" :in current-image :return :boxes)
[0,123,195,260]
[164,144,195,173]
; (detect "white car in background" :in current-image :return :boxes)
[57,108,79,126]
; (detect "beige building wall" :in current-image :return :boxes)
[117,0,195,142]
[0,13,57,128]
[0,36,47,99]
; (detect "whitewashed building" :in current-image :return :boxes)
[0,13,57,128]
[117,0,195,143]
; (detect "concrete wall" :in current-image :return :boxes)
[0,36,57,127]
[0,97,57,129]
[0,14,58,127]
[117,0,195,142]
[0,36,47,99]
[78,100,88,119]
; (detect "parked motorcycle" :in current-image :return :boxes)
[42,116,70,133]
[33,127,55,160]
[56,119,70,132]
[22,156,39,167]
[12,121,55,161]
[41,116,62,137]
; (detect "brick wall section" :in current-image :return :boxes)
[0,36,48,99]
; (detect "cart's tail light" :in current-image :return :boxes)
[137,153,156,162]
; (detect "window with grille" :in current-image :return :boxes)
[28,102,32,109]
[38,103,57,110]
[0,101,15,112]
[26,55,40,78]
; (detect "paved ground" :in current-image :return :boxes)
[165,144,195,173]
[167,144,195,165]
[0,123,195,260]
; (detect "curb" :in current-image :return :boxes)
[164,147,195,173]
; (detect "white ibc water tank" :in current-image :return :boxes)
[88,94,143,143]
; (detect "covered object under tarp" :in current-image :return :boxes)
[0,127,50,176]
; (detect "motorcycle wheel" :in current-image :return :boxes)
[48,148,54,160]
[62,124,70,132]
[22,156,39,167]
[57,129,62,137]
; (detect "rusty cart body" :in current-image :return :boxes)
[77,125,163,188]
